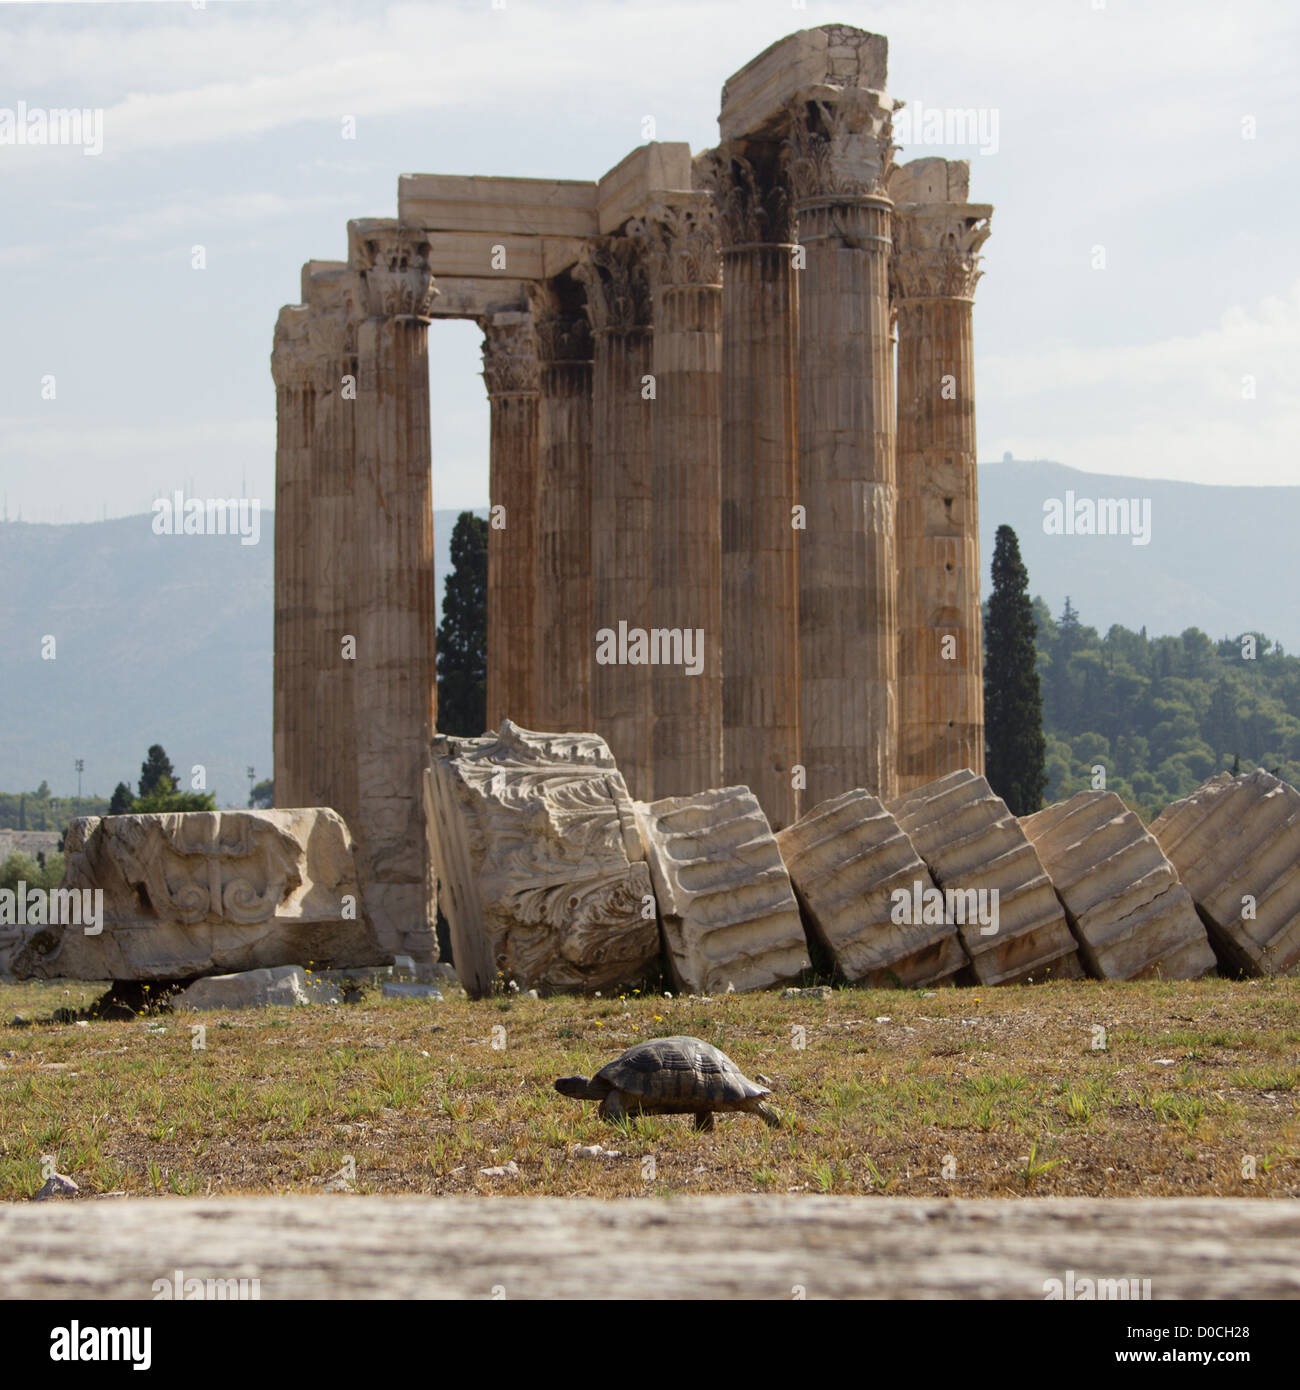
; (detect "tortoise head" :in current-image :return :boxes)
[554,1075,600,1100]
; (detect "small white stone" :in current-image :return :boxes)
[478,1161,520,1179]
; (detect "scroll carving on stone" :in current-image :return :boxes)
[891,205,992,301]
[627,197,722,290]
[783,87,898,205]
[348,219,438,320]
[425,721,658,997]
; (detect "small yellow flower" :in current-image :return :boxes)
[595,1021,603,1027]
[654,1015,662,1022]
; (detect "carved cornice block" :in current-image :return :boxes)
[424,721,658,996]
[3,810,385,981]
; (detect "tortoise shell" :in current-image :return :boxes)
[594,1036,769,1104]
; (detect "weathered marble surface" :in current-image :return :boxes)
[888,770,1082,986]
[1150,770,1300,976]
[425,721,657,997]
[778,789,968,987]
[636,785,809,994]
[4,810,385,981]
[1022,791,1215,981]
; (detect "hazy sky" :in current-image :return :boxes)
[1,0,1296,525]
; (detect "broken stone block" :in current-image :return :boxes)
[172,964,340,1011]
[424,721,657,997]
[635,785,810,994]
[4,810,386,982]
[777,790,968,987]
[1021,791,1216,981]
[888,770,1082,986]
[1150,770,1300,976]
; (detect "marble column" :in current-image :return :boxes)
[270,304,314,811]
[481,308,540,731]
[891,158,992,792]
[303,263,364,830]
[528,277,594,735]
[573,236,655,799]
[699,142,801,829]
[786,87,900,806]
[347,219,439,965]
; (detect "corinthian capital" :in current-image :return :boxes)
[347,219,438,320]
[626,194,722,290]
[270,305,313,389]
[695,141,794,247]
[524,281,592,363]
[481,309,540,396]
[783,86,899,205]
[891,203,992,301]
[572,236,652,333]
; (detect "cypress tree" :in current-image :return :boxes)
[436,511,488,736]
[984,524,1047,814]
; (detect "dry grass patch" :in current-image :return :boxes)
[1,975,1298,1200]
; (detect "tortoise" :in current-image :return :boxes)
[555,1036,780,1132]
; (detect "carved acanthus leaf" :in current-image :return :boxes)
[891,204,992,300]
[349,221,439,320]
[627,198,722,290]
[481,311,540,396]
[696,144,794,247]
[783,87,898,205]
[571,236,652,333]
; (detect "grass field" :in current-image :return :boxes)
[1,975,1298,1201]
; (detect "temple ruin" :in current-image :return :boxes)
[271,25,993,959]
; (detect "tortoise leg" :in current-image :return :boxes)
[694,1110,715,1133]
[603,1090,626,1123]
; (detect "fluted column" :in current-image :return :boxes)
[573,237,655,798]
[481,308,540,730]
[303,264,364,828]
[786,86,900,805]
[528,279,594,734]
[629,197,723,799]
[348,219,439,965]
[270,305,314,810]
[699,143,800,829]
[892,159,992,791]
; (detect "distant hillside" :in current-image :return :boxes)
[0,461,1295,803]
[0,508,486,805]
[978,460,1300,651]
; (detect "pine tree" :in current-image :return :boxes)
[138,745,175,799]
[436,511,488,736]
[108,782,134,815]
[984,525,1047,815]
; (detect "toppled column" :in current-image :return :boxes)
[784,34,899,805]
[1022,791,1215,980]
[1150,770,1300,976]
[635,785,809,993]
[481,307,541,731]
[628,196,724,798]
[888,770,1082,985]
[574,236,656,799]
[528,278,594,734]
[777,789,968,987]
[891,158,992,793]
[348,220,440,966]
[270,305,315,810]
[424,722,657,996]
[4,811,384,981]
[697,143,801,830]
